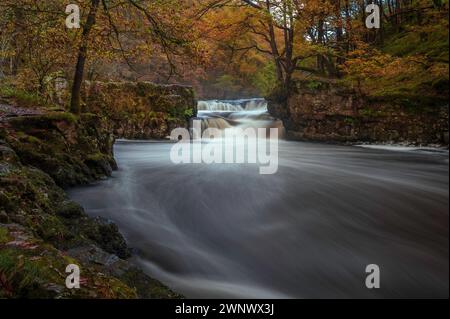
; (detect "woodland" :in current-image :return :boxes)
[0,0,448,105]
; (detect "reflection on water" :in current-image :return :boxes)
[69,138,449,298]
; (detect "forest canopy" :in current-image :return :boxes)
[0,0,448,106]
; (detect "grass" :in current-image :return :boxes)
[0,85,51,109]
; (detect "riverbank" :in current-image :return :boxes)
[0,105,180,298]
[268,80,449,146]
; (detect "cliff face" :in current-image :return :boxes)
[82,81,197,139]
[0,110,180,298]
[268,83,449,145]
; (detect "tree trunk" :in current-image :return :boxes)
[70,0,101,114]
[317,19,325,74]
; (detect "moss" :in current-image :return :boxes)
[0,165,118,252]
[136,82,158,96]
[0,91,182,298]
[119,267,182,299]
[82,81,196,139]
[360,107,387,118]
[4,112,116,188]
[0,247,62,298]
[368,90,448,110]
[344,117,357,125]
[35,215,72,243]
[57,200,84,219]
[333,17,448,111]
[0,129,178,300]
[20,134,42,145]
[303,80,328,90]
[0,85,52,109]
[0,241,137,299]
[84,153,113,179]
[0,227,11,244]
[0,249,30,298]
[83,219,131,259]
[382,25,449,62]
[92,275,138,299]
[8,112,78,132]
[86,152,107,162]
[1,231,144,297]
[45,112,78,123]
[183,108,194,118]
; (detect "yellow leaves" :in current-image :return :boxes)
[429,63,450,79]
[342,38,449,100]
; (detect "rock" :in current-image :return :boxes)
[268,81,449,145]
[67,244,181,299]
[0,163,12,175]
[57,200,84,218]
[0,144,19,164]
[0,211,9,223]
[84,153,113,178]
[5,112,117,188]
[85,217,131,259]
[0,102,181,298]
[82,81,197,139]
[68,245,120,267]
[0,224,137,299]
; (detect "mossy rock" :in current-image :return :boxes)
[57,200,85,219]
[0,225,137,299]
[83,217,131,259]
[82,81,196,139]
[7,112,78,131]
[1,98,182,298]
[5,111,116,188]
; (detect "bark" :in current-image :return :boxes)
[70,0,101,114]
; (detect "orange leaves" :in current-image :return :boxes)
[341,40,449,100]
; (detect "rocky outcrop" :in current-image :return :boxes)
[1,112,116,188]
[0,223,135,298]
[82,81,197,139]
[0,111,180,299]
[268,81,449,145]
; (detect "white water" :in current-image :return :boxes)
[196,98,285,136]
[356,144,449,154]
[197,98,268,112]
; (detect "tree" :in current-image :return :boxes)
[0,0,74,93]
[69,0,198,114]
[199,0,337,98]
[70,0,100,114]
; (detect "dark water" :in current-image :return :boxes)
[69,140,449,299]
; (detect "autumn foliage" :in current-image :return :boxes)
[0,0,448,106]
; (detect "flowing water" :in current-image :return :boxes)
[196,98,285,135]
[69,99,449,298]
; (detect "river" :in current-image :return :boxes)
[69,99,449,298]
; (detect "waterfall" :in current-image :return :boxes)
[198,98,268,112]
[198,101,244,112]
[195,98,284,137]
